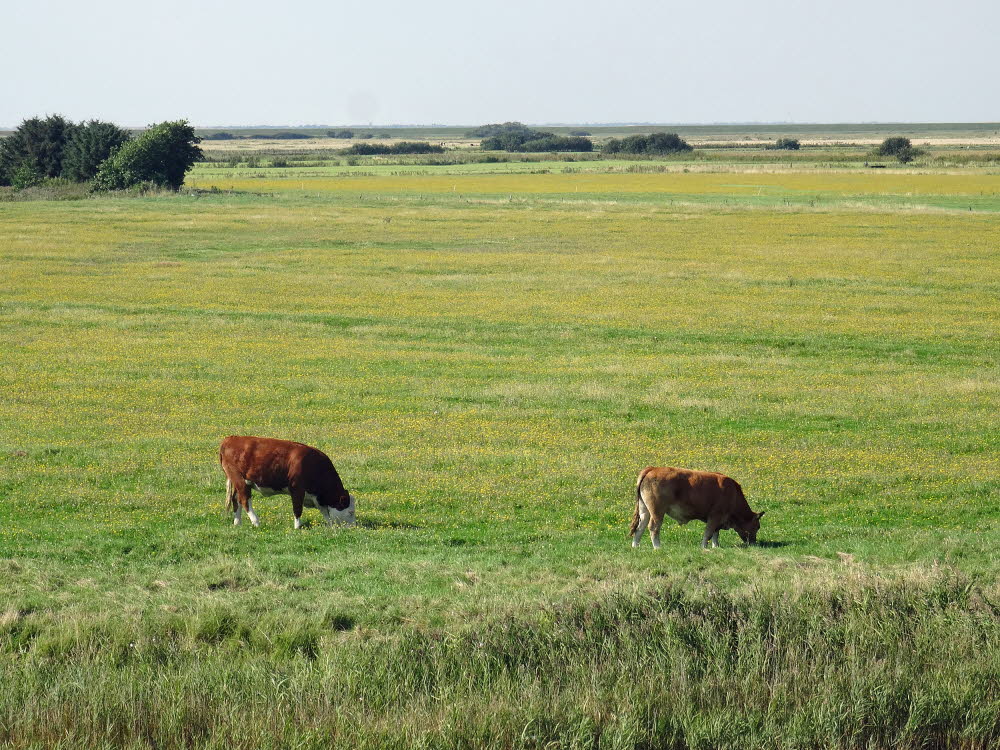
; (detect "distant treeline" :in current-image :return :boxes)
[472,123,594,153]
[469,122,698,155]
[202,130,395,141]
[341,142,445,156]
[204,131,312,141]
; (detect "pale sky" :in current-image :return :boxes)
[3,0,997,128]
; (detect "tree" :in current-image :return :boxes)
[61,121,132,181]
[0,114,77,185]
[876,137,912,156]
[875,136,923,163]
[92,120,203,191]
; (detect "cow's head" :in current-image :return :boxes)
[329,493,356,526]
[735,511,765,545]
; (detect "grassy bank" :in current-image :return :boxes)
[1,165,998,747]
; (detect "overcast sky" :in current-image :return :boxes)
[3,0,997,128]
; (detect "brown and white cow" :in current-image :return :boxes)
[219,436,355,529]
[629,466,764,549]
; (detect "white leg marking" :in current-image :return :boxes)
[234,505,242,526]
[294,517,302,530]
[247,500,260,528]
[651,529,661,550]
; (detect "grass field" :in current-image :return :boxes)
[1,160,999,748]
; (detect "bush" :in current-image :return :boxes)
[569,130,591,136]
[204,132,238,140]
[518,135,593,153]
[92,120,202,191]
[603,132,692,155]
[480,125,558,152]
[10,163,44,190]
[61,121,132,181]
[770,138,801,150]
[327,129,355,138]
[0,114,78,185]
[341,141,444,156]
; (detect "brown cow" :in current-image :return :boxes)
[219,436,355,529]
[629,466,763,549]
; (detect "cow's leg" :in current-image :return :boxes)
[245,499,260,528]
[649,513,664,550]
[226,477,242,526]
[291,489,305,530]
[702,519,722,550]
[632,501,650,548]
[233,479,253,527]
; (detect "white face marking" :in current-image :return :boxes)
[323,494,356,526]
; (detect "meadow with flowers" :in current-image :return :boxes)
[1,161,998,748]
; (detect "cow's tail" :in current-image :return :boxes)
[628,467,653,537]
[225,477,237,513]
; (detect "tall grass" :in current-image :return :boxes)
[2,567,997,749]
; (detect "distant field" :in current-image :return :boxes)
[1,159,998,748]
[188,121,1000,141]
[182,122,1000,157]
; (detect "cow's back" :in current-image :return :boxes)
[640,466,738,521]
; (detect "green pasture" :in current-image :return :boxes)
[1,164,998,748]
